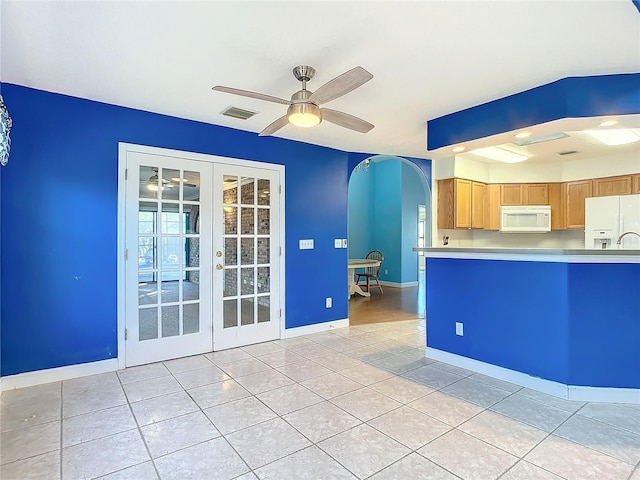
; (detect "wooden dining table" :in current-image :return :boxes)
[348,259,381,298]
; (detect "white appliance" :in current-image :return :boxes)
[585,194,640,249]
[500,205,551,233]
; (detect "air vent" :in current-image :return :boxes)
[558,150,579,156]
[513,132,569,146]
[221,106,257,120]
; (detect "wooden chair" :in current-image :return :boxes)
[355,250,384,294]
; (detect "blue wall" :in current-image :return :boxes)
[0,83,376,376]
[348,159,428,284]
[426,258,640,388]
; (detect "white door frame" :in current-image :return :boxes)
[117,142,286,369]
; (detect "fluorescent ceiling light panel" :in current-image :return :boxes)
[470,146,528,163]
[513,132,569,146]
[584,129,640,146]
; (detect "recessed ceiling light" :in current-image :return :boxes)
[470,146,528,163]
[599,120,618,127]
[515,132,531,139]
[584,129,640,146]
[452,146,465,153]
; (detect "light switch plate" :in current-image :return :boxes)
[342,239,348,248]
[299,239,314,250]
[455,322,464,336]
[334,239,342,248]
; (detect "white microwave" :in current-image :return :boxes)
[500,205,551,233]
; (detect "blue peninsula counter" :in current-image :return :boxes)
[414,247,640,403]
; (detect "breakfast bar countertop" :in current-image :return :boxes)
[412,247,640,263]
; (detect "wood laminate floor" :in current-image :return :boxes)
[349,272,425,326]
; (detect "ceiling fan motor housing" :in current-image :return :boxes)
[292,65,316,83]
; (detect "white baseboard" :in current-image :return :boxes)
[284,319,349,338]
[379,280,418,288]
[425,347,640,404]
[1,359,119,392]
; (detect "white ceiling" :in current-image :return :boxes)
[2,1,639,161]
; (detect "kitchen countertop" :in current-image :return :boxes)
[413,247,640,263]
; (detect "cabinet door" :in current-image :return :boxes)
[593,175,632,197]
[454,179,472,229]
[565,180,592,229]
[437,179,455,229]
[484,184,501,230]
[633,174,640,194]
[548,183,565,230]
[501,184,523,205]
[471,182,485,229]
[524,184,549,204]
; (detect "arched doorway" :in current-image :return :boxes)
[347,155,431,325]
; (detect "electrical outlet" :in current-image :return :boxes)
[299,239,314,250]
[455,322,464,336]
[384,269,388,275]
[325,297,332,308]
[334,239,342,248]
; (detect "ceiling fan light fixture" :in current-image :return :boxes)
[287,103,321,128]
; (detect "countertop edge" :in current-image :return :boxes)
[412,247,640,263]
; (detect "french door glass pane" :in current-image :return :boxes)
[257,238,269,264]
[258,296,270,323]
[139,308,158,340]
[257,209,270,235]
[224,208,238,234]
[184,171,200,202]
[185,204,199,234]
[241,267,254,295]
[241,238,254,265]
[139,278,157,306]
[241,208,254,234]
[161,305,180,337]
[257,179,270,206]
[257,267,270,293]
[225,238,238,265]
[223,176,237,203]
[224,299,238,328]
[224,269,238,297]
[183,303,199,334]
[241,298,254,325]
[241,177,255,204]
[162,169,180,201]
[139,166,158,199]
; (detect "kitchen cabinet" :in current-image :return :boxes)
[524,184,549,205]
[484,184,501,230]
[593,175,632,197]
[548,183,566,230]
[565,180,592,229]
[634,174,640,194]
[437,178,485,229]
[471,182,486,228]
[500,184,523,205]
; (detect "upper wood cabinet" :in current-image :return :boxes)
[437,178,485,229]
[471,182,486,229]
[548,183,566,230]
[500,183,549,205]
[565,180,592,229]
[593,175,633,197]
[634,174,640,194]
[500,184,523,205]
[524,184,549,205]
[484,184,501,230]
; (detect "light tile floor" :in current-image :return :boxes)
[1,319,639,480]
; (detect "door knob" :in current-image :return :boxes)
[216,264,224,270]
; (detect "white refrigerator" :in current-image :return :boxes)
[585,194,640,249]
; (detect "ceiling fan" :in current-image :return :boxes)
[212,65,374,136]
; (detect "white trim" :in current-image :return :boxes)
[117,142,286,366]
[425,347,640,404]
[284,319,349,338]
[379,280,418,288]
[1,359,119,392]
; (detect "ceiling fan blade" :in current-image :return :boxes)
[212,86,291,105]
[321,108,374,133]
[259,115,290,136]
[308,67,373,105]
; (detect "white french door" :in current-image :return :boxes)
[212,164,281,350]
[123,147,282,367]
[125,152,213,367]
